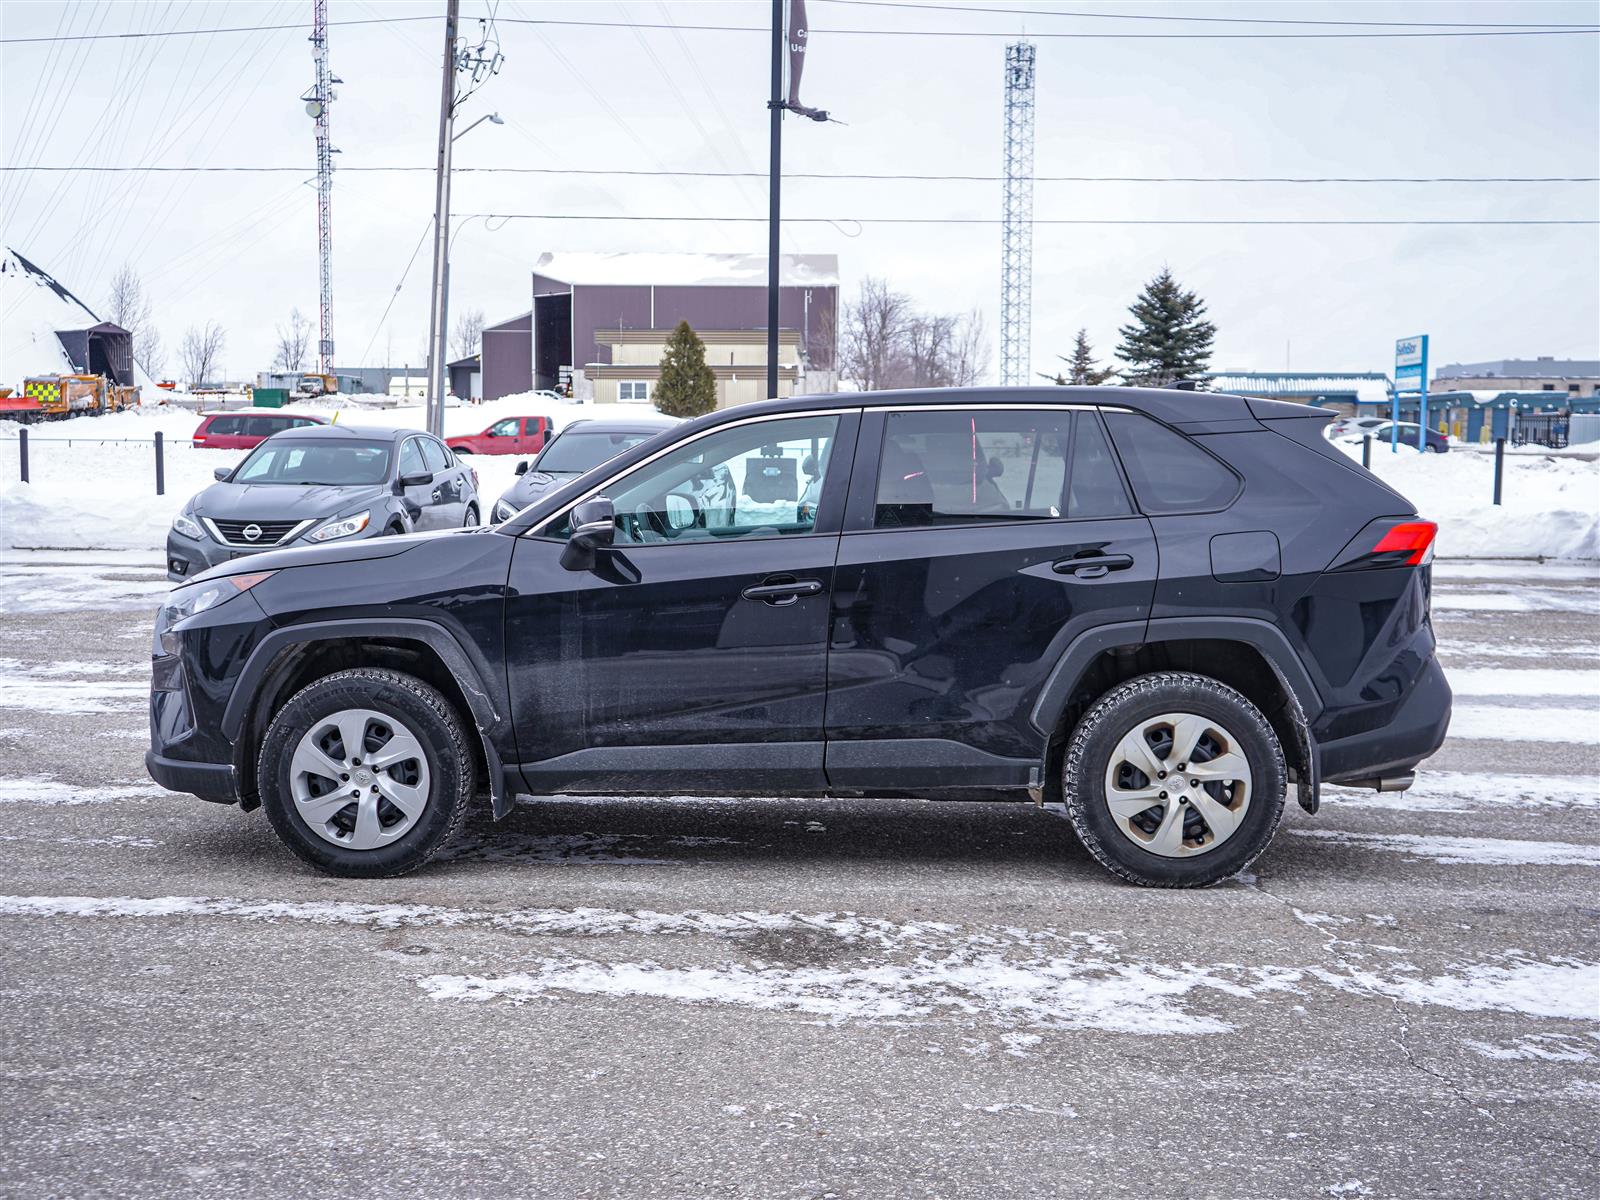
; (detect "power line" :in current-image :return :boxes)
[454,213,1597,226]
[7,165,1595,185]
[5,14,1596,44]
[816,0,1600,30]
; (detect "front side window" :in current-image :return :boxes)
[873,408,1130,528]
[580,414,841,544]
[1103,411,1241,514]
[618,381,651,403]
[420,438,449,472]
[397,439,428,479]
[489,417,519,436]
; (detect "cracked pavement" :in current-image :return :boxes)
[0,555,1596,1199]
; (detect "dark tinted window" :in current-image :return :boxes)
[537,429,658,473]
[241,416,280,438]
[206,415,242,436]
[874,408,1131,528]
[1103,411,1240,514]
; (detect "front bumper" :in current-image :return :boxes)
[165,530,275,582]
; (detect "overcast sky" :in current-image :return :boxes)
[3,0,1597,383]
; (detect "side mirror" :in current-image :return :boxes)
[395,471,433,492]
[514,460,529,476]
[213,466,232,481]
[561,496,615,571]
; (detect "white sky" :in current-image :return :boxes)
[2,0,1597,382]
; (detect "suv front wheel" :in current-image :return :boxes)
[258,668,475,877]
[1063,672,1286,888]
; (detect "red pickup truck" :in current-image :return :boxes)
[446,415,552,456]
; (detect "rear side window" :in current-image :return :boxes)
[1103,411,1241,514]
[241,416,280,438]
[873,408,1131,528]
[206,416,242,436]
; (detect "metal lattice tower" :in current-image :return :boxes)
[310,0,335,371]
[999,41,1036,387]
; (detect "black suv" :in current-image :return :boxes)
[146,387,1451,888]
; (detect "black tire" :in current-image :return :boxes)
[257,668,475,877]
[463,503,479,527]
[1063,672,1286,888]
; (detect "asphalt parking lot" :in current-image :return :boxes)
[1,553,1596,1199]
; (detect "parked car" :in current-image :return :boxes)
[165,424,480,581]
[491,414,677,522]
[192,409,328,450]
[1354,421,1450,453]
[1324,415,1388,441]
[147,386,1451,887]
[446,415,552,457]
[529,389,568,404]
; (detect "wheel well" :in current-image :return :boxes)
[233,637,488,810]
[1042,639,1308,803]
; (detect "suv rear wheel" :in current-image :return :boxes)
[258,668,474,877]
[1063,672,1285,888]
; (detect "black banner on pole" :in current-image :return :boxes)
[786,0,828,122]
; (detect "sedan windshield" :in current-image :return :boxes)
[536,430,656,474]
[232,439,392,485]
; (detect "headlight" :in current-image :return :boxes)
[171,511,204,541]
[307,510,371,542]
[493,499,516,522]
[154,570,275,655]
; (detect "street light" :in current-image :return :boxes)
[452,111,503,142]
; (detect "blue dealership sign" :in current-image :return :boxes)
[1393,335,1429,452]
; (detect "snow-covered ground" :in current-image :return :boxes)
[2,398,1596,559]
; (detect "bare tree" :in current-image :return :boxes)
[273,308,313,372]
[180,322,226,387]
[451,307,486,360]
[838,277,910,392]
[839,278,990,391]
[136,328,167,379]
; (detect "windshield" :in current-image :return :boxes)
[536,429,656,474]
[231,439,392,485]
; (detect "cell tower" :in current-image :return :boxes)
[304,0,337,372]
[999,41,1036,387]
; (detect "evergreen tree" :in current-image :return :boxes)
[1045,328,1117,385]
[1115,268,1216,387]
[653,320,717,418]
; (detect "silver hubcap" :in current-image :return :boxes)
[1102,711,1252,858]
[289,707,431,850]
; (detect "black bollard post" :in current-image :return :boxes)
[1362,435,1371,468]
[1492,437,1504,506]
[155,431,165,496]
[18,427,27,483]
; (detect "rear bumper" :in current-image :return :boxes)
[1318,656,1452,785]
[145,750,237,805]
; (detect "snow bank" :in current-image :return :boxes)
[1336,441,1599,560]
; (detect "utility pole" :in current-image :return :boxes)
[766,0,783,400]
[999,41,1036,387]
[424,0,461,439]
[306,0,337,375]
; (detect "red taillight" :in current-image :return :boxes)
[1371,520,1437,566]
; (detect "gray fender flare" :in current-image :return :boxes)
[222,617,513,819]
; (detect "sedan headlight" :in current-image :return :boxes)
[307,510,371,543]
[171,511,204,541]
[493,499,517,523]
[154,570,276,655]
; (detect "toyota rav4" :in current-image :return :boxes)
[146,387,1451,887]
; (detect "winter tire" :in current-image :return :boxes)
[258,668,475,877]
[463,504,479,527]
[1063,671,1286,888]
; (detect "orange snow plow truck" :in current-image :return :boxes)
[0,373,139,424]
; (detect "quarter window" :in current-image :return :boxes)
[1102,411,1241,514]
[873,408,1130,528]
[576,414,841,544]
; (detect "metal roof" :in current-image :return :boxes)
[532,251,840,289]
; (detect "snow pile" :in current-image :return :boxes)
[1337,440,1599,559]
[0,248,158,393]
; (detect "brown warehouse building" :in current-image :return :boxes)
[480,252,839,408]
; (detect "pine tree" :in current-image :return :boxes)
[1115,268,1217,387]
[1047,328,1117,385]
[653,320,717,418]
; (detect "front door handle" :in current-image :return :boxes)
[1053,553,1134,579]
[741,578,823,606]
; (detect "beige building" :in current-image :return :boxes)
[1433,357,1600,398]
[584,328,809,409]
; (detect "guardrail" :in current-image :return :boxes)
[9,430,197,495]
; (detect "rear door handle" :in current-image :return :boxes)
[741,578,823,606]
[1053,553,1134,579]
